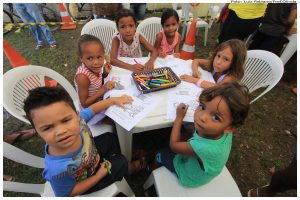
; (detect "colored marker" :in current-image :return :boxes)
[103,158,111,174]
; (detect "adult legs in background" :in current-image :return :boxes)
[248,155,297,196]
[130,3,146,21]
[14,3,56,46]
[218,10,262,43]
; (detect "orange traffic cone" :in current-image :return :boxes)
[58,3,76,30]
[180,19,196,60]
[3,39,30,67]
[3,39,57,87]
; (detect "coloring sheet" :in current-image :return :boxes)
[167,81,202,122]
[167,70,215,122]
[104,74,141,99]
[105,92,162,131]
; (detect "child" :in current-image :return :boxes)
[23,87,147,196]
[110,9,158,71]
[155,82,250,187]
[154,8,181,58]
[74,34,115,124]
[180,39,247,89]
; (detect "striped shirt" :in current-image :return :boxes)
[74,64,102,99]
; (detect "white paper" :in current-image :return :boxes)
[167,82,202,122]
[166,70,215,122]
[103,74,141,99]
[105,93,162,131]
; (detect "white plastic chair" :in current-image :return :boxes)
[3,65,114,137]
[241,50,284,103]
[136,17,162,46]
[143,166,241,197]
[81,19,118,55]
[280,34,297,65]
[3,142,135,197]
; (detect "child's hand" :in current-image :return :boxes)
[158,51,167,58]
[144,61,154,70]
[114,95,134,108]
[192,70,201,78]
[173,53,180,58]
[176,103,189,119]
[104,81,115,91]
[104,62,112,74]
[132,64,144,71]
[97,160,112,177]
[180,74,199,83]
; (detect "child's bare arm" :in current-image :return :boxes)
[172,34,181,58]
[110,37,143,71]
[169,103,197,157]
[153,32,163,50]
[175,34,181,53]
[69,160,112,196]
[153,32,166,58]
[88,95,133,114]
[200,75,236,89]
[192,59,210,77]
[140,35,158,69]
[75,74,108,107]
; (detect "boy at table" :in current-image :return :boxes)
[155,82,250,187]
[23,87,148,196]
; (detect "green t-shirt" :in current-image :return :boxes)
[173,131,232,187]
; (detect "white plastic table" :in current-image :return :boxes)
[110,57,207,161]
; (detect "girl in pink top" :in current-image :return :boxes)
[110,9,158,71]
[74,34,115,125]
[154,9,181,58]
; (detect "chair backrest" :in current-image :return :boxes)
[3,65,79,124]
[241,50,284,103]
[136,17,162,46]
[81,19,118,55]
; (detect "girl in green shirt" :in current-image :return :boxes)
[155,82,250,187]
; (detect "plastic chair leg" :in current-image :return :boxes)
[143,173,155,190]
[115,178,135,197]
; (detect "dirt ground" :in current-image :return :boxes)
[3,12,297,197]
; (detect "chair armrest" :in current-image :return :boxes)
[3,142,44,168]
[4,181,45,195]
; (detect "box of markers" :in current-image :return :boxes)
[131,67,181,94]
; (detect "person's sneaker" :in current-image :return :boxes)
[35,44,44,50]
[50,44,57,49]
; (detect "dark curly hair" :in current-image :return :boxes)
[199,82,250,127]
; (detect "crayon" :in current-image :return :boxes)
[149,82,161,87]
[160,83,176,87]
[103,158,111,175]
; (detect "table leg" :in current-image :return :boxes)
[115,123,133,161]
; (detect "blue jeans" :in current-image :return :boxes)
[14,3,56,45]
[130,3,146,21]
